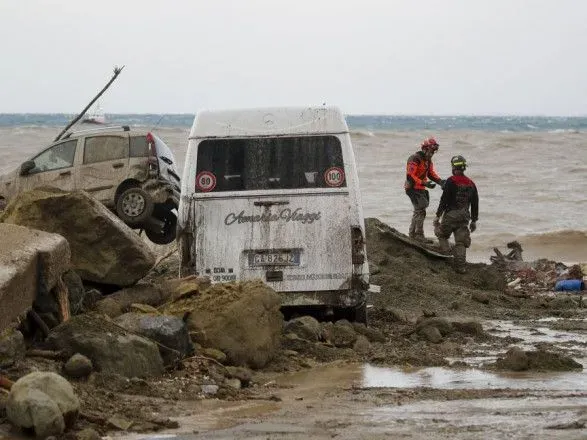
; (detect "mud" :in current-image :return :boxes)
[2,217,586,439]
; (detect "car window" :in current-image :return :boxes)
[83,135,128,164]
[130,135,149,157]
[31,140,77,174]
[195,135,346,192]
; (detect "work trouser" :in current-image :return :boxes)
[435,208,471,270]
[405,189,429,238]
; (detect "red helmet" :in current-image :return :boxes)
[421,137,439,151]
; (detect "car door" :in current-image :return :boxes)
[18,139,78,194]
[77,134,131,204]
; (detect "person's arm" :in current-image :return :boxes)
[436,178,454,218]
[470,183,479,222]
[428,161,443,184]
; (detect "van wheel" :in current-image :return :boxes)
[116,187,154,226]
[145,206,177,245]
[353,302,368,325]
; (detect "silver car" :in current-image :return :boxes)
[0,125,180,244]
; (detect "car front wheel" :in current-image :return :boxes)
[116,187,154,226]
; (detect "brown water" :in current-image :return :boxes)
[1,126,586,263]
[114,317,587,440]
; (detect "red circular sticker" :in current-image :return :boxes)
[195,171,217,192]
[324,167,345,187]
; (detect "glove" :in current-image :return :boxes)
[424,181,436,189]
[439,179,446,190]
[470,221,477,233]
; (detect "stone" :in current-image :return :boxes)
[353,335,372,354]
[352,322,386,342]
[63,354,93,379]
[129,303,160,314]
[497,347,529,371]
[0,188,155,287]
[162,281,283,369]
[472,292,490,305]
[224,366,253,387]
[6,372,79,438]
[201,348,227,364]
[225,378,241,390]
[201,384,219,395]
[451,320,485,336]
[46,313,164,378]
[94,284,166,318]
[415,317,453,336]
[0,329,25,368]
[62,270,85,315]
[383,307,409,323]
[76,427,102,440]
[284,316,322,341]
[419,326,443,343]
[323,322,357,348]
[0,223,70,332]
[107,415,133,431]
[114,313,194,365]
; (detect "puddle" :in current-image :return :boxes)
[362,364,587,391]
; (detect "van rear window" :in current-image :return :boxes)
[195,136,346,192]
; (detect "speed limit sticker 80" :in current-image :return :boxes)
[324,167,345,187]
[195,171,217,192]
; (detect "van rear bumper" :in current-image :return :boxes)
[279,289,366,308]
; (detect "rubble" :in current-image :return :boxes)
[0,223,70,332]
[0,187,155,286]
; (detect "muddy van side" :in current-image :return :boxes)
[177,106,370,321]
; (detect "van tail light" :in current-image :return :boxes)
[146,132,159,176]
[351,226,365,265]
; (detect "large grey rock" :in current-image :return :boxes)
[6,372,79,438]
[114,313,194,365]
[0,187,155,287]
[46,314,164,378]
[0,329,26,368]
[0,223,70,331]
[94,284,166,318]
[284,316,322,341]
[322,322,357,348]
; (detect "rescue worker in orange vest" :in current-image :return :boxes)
[404,137,445,243]
[433,155,479,274]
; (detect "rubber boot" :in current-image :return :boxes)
[438,237,450,254]
[453,244,467,273]
[413,210,433,244]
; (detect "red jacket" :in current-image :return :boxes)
[405,151,441,190]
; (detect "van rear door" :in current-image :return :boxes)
[191,135,354,293]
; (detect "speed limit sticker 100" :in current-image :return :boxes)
[195,171,217,192]
[324,167,345,187]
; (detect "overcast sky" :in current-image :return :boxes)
[1,0,586,115]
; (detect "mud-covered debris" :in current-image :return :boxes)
[353,335,372,354]
[415,318,453,336]
[352,322,386,342]
[284,316,322,341]
[494,347,583,372]
[322,322,357,348]
[419,326,443,343]
[64,353,93,379]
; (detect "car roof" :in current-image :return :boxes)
[62,125,149,139]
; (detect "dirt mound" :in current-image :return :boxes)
[364,218,530,319]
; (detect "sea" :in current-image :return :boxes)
[1,114,586,264]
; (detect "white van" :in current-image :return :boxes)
[177,106,370,322]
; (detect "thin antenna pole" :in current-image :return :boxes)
[54,65,125,142]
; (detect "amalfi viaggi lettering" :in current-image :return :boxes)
[225,208,321,225]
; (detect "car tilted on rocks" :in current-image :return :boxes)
[0,126,180,244]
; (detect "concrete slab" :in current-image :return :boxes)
[0,224,70,331]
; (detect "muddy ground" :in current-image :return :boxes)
[1,218,586,439]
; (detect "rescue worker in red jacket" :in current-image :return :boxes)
[433,155,479,273]
[404,137,445,243]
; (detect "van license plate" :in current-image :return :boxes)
[250,251,300,267]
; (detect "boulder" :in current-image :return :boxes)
[496,348,583,372]
[322,321,357,348]
[162,280,283,368]
[353,335,372,354]
[419,326,443,343]
[46,313,164,378]
[496,347,529,371]
[0,187,155,287]
[6,372,79,438]
[63,354,93,379]
[0,223,70,331]
[415,317,454,336]
[284,316,322,341]
[113,313,194,365]
[352,322,386,343]
[0,329,26,368]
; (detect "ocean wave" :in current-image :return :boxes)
[350,130,377,138]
